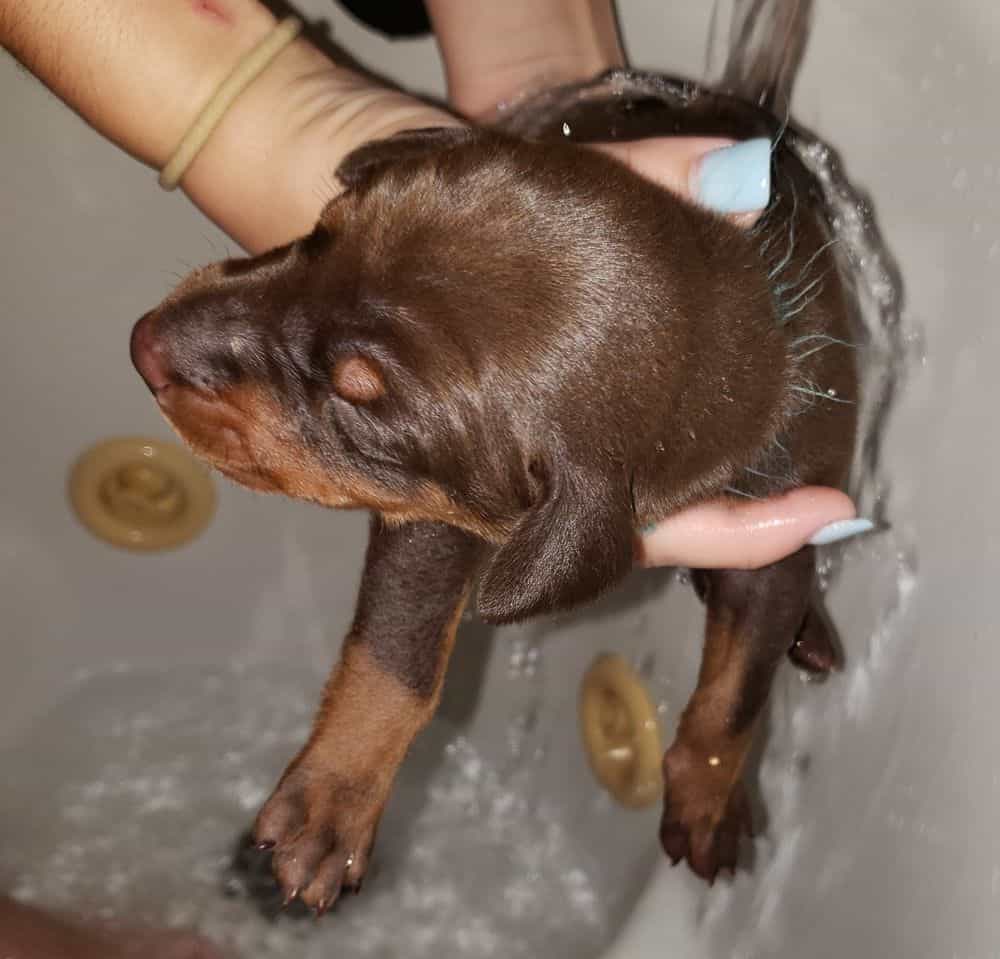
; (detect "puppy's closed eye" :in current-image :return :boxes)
[332,354,386,405]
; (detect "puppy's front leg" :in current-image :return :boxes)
[660,549,815,881]
[254,517,484,913]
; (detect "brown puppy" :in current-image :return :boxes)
[131,72,857,904]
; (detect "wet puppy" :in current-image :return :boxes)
[131,73,857,904]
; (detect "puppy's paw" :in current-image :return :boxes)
[253,755,382,915]
[658,743,753,883]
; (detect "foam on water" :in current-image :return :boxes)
[0,665,611,958]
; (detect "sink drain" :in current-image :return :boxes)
[69,437,216,551]
[579,654,664,809]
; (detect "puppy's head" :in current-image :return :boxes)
[132,128,693,622]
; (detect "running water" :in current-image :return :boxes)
[709,0,921,700]
[697,2,920,952]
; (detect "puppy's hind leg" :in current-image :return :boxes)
[254,517,485,914]
[660,549,814,881]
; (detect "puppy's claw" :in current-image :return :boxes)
[281,887,299,909]
[660,820,689,866]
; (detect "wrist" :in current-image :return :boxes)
[182,37,461,253]
[1,0,279,170]
[158,2,278,167]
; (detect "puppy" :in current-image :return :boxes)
[131,71,857,905]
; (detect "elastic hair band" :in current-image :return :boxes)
[158,16,303,190]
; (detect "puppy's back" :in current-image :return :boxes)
[499,71,859,502]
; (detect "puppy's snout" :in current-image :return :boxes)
[130,311,173,394]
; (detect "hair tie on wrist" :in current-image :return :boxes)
[158,16,303,191]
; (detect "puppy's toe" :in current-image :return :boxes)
[253,788,305,851]
[688,827,723,883]
[300,853,350,914]
[269,827,338,902]
[659,811,690,866]
[707,820,741,878]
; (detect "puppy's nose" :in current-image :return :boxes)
[130,311,172,393]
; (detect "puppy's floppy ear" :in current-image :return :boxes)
[336,126,478,191]
[476,451,635,624]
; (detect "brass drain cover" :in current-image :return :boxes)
[579,654,664,809]
[69,437,216,551]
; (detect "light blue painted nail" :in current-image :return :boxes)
[807,518,875,546]
[695,138,772,213]
[640,523,657,535]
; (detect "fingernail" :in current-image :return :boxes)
[693,138,771,213]
[807,518,874,546]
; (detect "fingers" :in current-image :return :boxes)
[426,0,624,119]
[594,136,772,227]
[637,488,873,570]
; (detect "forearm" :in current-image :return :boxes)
[0,0,277,168]
[0,0,457,252]
[425,0,625,118]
